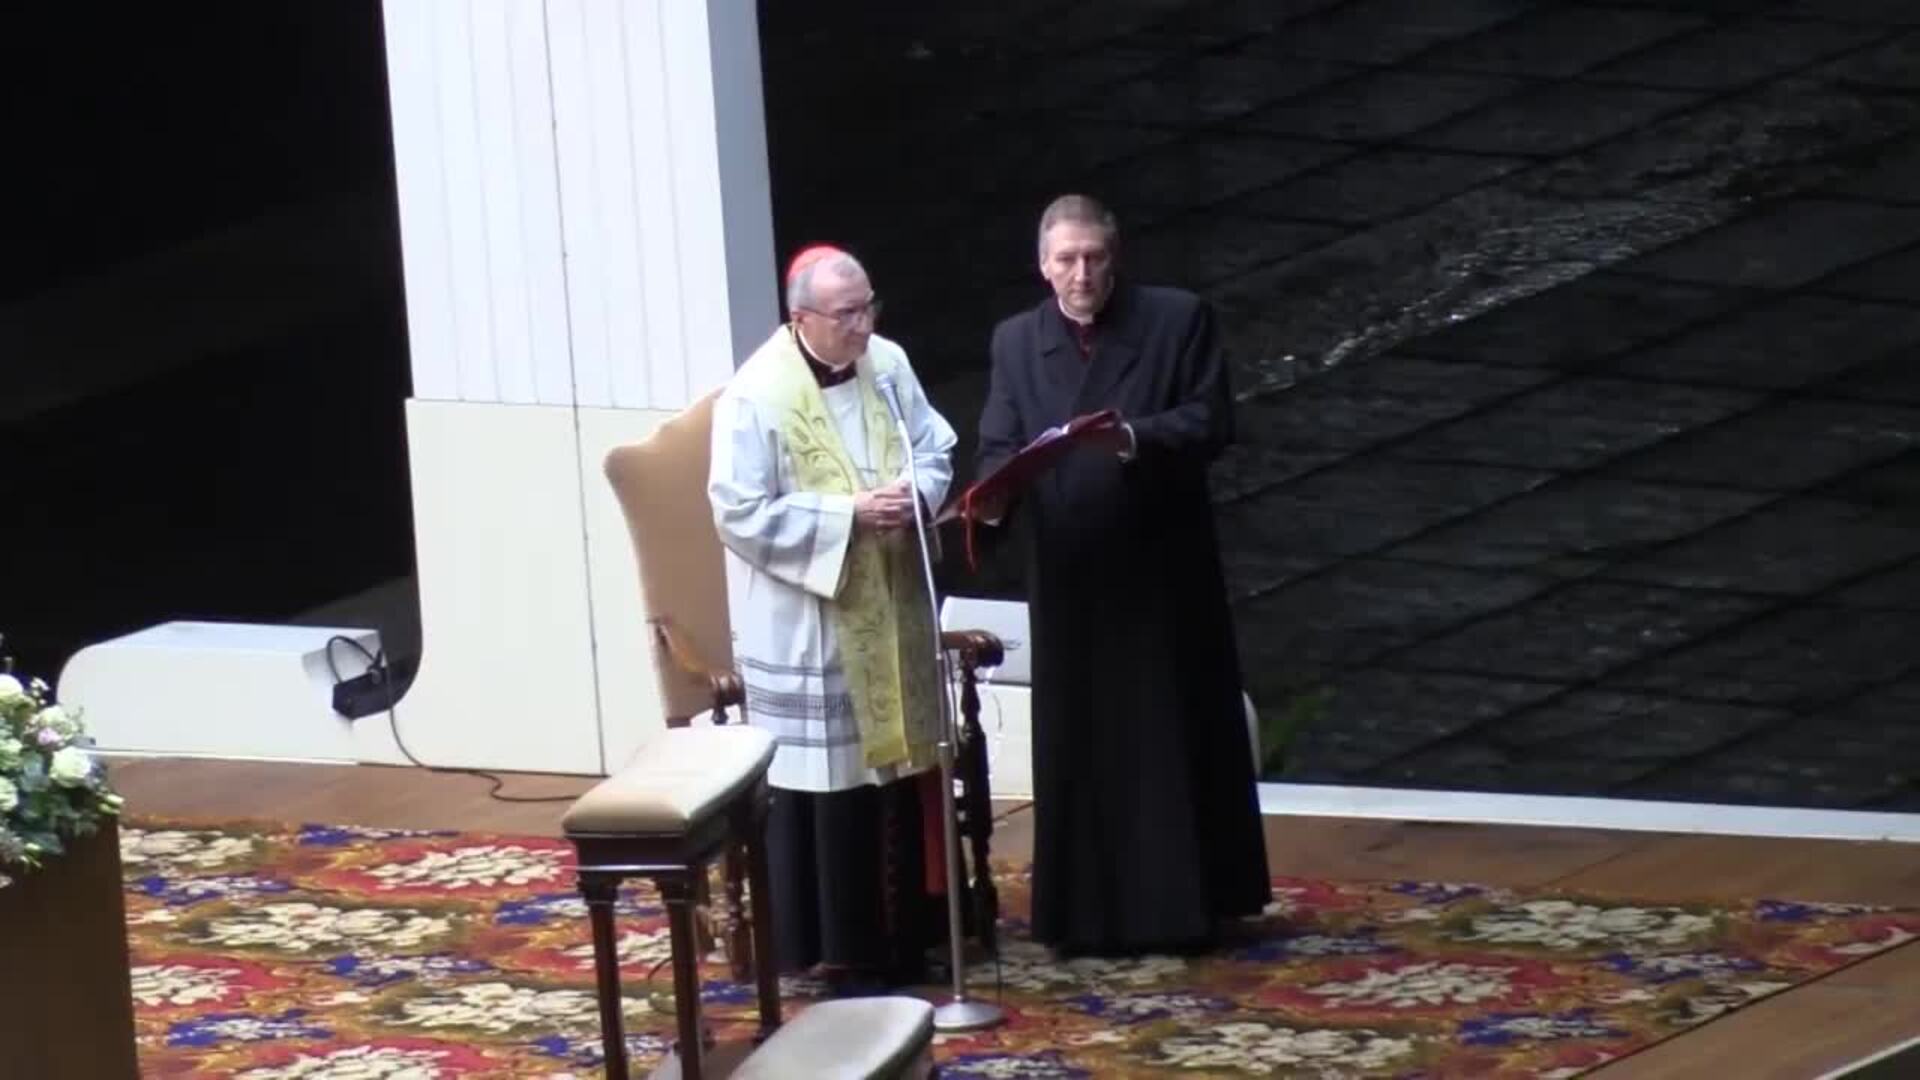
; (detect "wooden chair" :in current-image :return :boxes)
[563,725,780,1078]
[604,391,754,980]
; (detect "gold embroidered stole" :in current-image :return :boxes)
[762,328,936,770]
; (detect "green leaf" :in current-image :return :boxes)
[22,830,62,857]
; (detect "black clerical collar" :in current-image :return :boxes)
[1055,298,1105,359]
[792,325,858,387]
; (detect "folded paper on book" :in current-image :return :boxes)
[936,409,1121,569]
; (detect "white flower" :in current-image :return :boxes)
[1308,962,1517,1009]
[48,746,94,786]
[1278,933,1387,956]
[1454,900,1715,950]
[1065,1030,1127,1047]
[992,939,1189,993]
[1476,1014,1617,1041]
[236,1045,453,1079]
[0,776,17,813]
[386,981,631,1035]
[1631,953,1757,979]
[366,844,568,890]
[32,705,79,738]
[190,902,453,954]
[0,735,21,770]
[562,928,672,970]
[121,828,256,870]
[1385,907,1442,923]
[933,1056,1074,1078]
[0,674,25,703]
[1152,1021,1415,1073]
[130,963,244,1008]
[1085,992,1228,1022]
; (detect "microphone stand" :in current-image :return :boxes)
[883,378,1004,1033]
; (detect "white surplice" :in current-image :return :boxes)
[709,330,956,793]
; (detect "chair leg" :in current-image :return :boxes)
[661,875,706,1080]
[724,843,752,982]
[959,670,1000,955]
[745,825,782,1041]
[582,875,629,1080]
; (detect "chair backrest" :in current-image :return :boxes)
[605,388,733,723]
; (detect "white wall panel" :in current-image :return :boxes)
[543,0,609,408]
[467,0,534,404]
[508,1,573,407]
[707,0,779,382]
[625,4,688,408]
[382,1,458,400]
[430,0,501,403]
[383,399,604,773]
[584,0,648,410]
[660,0,734,389]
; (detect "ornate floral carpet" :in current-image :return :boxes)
[122,818,1920,1078]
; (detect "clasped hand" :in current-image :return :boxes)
[854,478,916,532]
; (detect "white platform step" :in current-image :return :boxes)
[59,621,386,763]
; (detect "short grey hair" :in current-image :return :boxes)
[787,251,866,314]
[1037,194,1119,259]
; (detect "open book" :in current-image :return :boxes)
[936,409,1123,567]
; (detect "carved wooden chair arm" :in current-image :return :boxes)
[940,627,1002,955]
[647,615,752,974]
[940,629,1005,670]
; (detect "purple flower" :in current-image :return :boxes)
[36,728,62,747]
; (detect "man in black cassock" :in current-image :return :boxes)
[974,194,1270,956]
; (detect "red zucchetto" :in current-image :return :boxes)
[786,244,846,289]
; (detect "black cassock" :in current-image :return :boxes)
[976,283,1270,955]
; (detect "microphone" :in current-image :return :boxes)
[873,370,907,427]
[874,368,918,519]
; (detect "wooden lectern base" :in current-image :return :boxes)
[0,820,141,1079]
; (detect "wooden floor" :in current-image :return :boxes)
[111,757,1920,1079]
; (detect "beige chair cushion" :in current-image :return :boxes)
[561,726,776,835]
[732,997,935,1080]
[605,389,735,722]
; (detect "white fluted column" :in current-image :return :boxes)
[375,0,775,773]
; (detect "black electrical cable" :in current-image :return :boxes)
[326,635,578,805]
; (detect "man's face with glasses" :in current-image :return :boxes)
[794,266,882,368]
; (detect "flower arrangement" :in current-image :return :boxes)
[0,642,123,888]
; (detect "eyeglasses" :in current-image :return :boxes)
[798,296,883,328]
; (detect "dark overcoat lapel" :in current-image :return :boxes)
[1070,284,1145,417]
[1020,284,1154,426]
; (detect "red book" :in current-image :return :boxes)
[937,409,1122,568]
